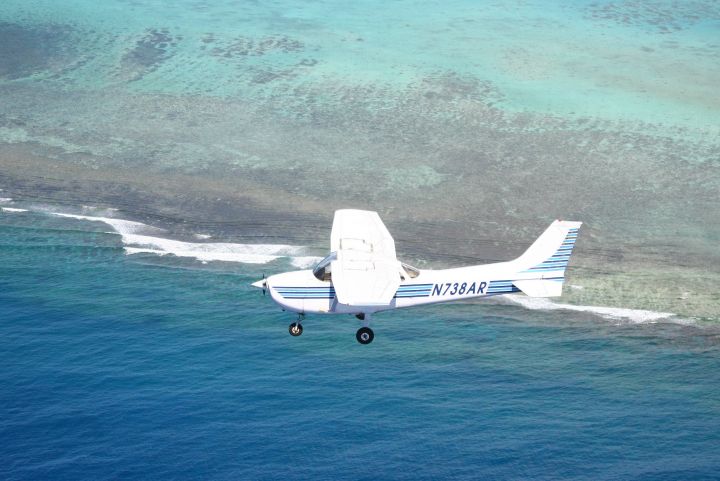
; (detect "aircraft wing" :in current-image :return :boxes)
[330,209,401,306]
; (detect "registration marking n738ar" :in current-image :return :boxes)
[431,281,487,296]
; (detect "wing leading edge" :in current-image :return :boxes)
[330,210,401,306]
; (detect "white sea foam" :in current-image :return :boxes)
[52,212,158,235]
[1,207,29,213]
[52,212,322,267]
[0,197,12,203]
[503,295,676,324]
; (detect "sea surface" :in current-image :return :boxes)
[1,0,720,479]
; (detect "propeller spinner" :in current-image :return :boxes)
[251,274,267,295]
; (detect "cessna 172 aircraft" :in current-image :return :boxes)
[252,209,581,344]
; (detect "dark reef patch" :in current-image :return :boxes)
[199,33,311,84]
[250,69,298,84]
[119,28,180,81]
[0,23,76,80]
[419,71,504,104]
[207,35,304,59]
[586,1,720,33]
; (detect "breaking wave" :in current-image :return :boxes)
[51,212,322,268]
[503,295,680,324]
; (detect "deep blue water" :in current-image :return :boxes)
[2,212,720,480]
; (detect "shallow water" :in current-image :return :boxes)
[2,210,720,480]
[1,0,718,319]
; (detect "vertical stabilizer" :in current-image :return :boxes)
[511,220,582,297]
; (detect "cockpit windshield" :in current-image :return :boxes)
[313,252,337,281]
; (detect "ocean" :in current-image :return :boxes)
[2,0,720,479]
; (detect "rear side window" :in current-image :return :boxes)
[402,263,420,278]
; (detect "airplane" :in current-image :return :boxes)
[252,209,581,344]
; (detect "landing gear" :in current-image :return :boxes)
[288,322,303,336]
[289,314,304,337]
[356,326,374,344]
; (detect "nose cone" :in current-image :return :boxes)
[251,279,267,289]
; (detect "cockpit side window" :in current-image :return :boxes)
[313,252,337,281]
[401,262,420,278]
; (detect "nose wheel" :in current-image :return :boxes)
[356,327,374,344]
[288,322,303,337]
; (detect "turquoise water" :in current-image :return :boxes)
[3,0,718,128]
[2,210,720,480]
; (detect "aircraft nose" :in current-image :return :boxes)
[251,279,266,289]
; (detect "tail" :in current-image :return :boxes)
[509,220,582,297]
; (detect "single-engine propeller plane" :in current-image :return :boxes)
[252,210,581,344]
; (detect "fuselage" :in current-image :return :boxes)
[265,260,536,316]
[257,220,579,317]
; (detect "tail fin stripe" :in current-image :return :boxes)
[488,280,522,294]
[537,259,571,265]
[535,260,569,266]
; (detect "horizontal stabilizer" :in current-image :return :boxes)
[513,278,563,298]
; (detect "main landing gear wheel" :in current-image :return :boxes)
[289,322,303,337]
[356,327,374,345]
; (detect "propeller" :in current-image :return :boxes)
[251,274,268,295]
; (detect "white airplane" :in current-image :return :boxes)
[252,209,581,344]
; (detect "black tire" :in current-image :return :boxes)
[289,322,303,337]
[356,327,374,344]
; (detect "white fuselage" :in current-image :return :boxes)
[259,220,580,318]
[266,260,539,315]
